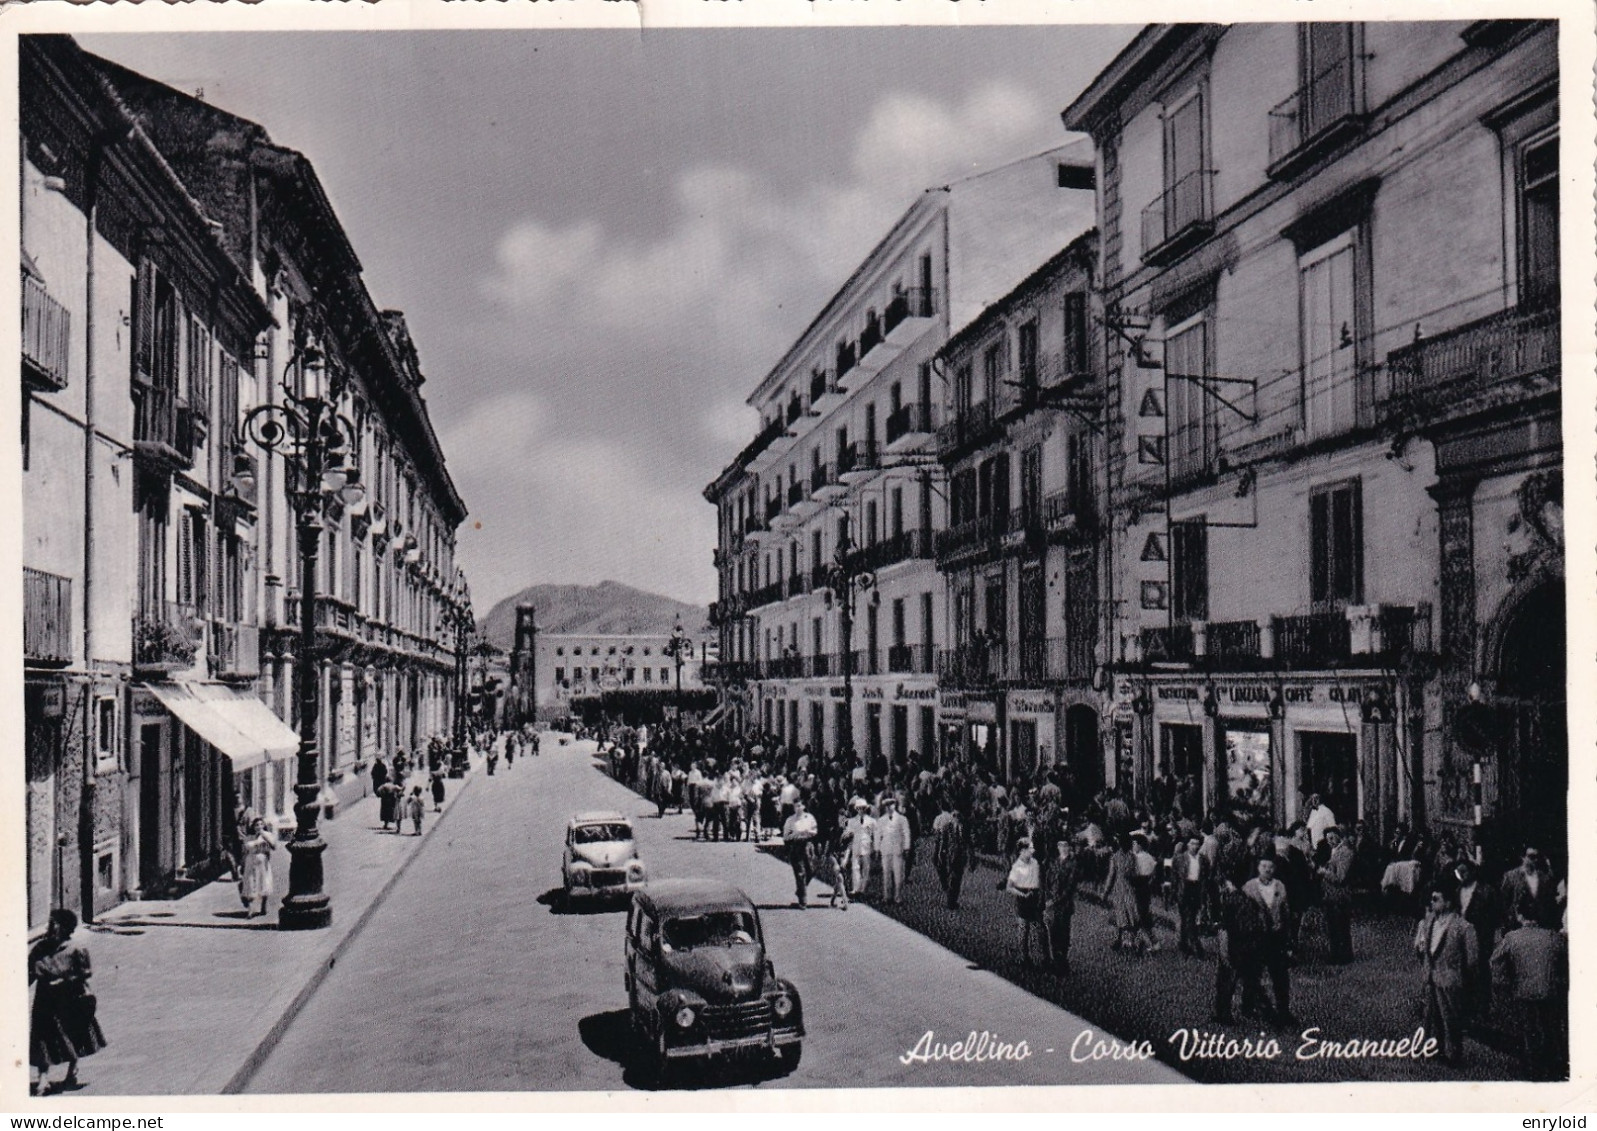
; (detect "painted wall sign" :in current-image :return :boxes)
[1138,434,1166,465]
[1140,532,1168,562]
[1141,581,1168,610]
[894,684,938,701]
[1009,695,1055,715]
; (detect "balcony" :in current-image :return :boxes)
[1043,489,1097,543]
[807,653,832,678]
[885,402,937,450]
[811,460,849,503]
[1381,306,1559,429]
[1204,619,1262,666]
[1274,612,1351,669]
[766,655,804,680]
[785,480,805,509]
[1141,623,1196,664]
[837,440,881,483]
[935,401,999,461]
[746,580,787,610]
[787,571,811,597]
[1002,505,1045,555]
[938,642,1006,689]
[765,496,783,523]
[23,567,71,665]
[835,341,858,383]
[134,601,200,674]
[809,368,847,413]
[22,273,71,393]
[132,384,196,471]
[935,511,1008,566]
[849,528,935,573]
[1268,57,1363,180]
[740,415,789,474]
[1141,169,1216,267]
[883,287,938,343]
[859,313,884,358]
[211,621,261,679]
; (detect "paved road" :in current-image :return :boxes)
[245,738,1183,1093]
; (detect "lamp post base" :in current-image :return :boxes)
[277,835,332,931]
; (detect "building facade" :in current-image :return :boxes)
[20,37,472,923]
[1063,20,1561,858]
[706,146,1097,768]
[539,633,712,718]
[933,231,1107,794]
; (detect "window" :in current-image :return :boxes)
[642,667,652,682]
[955,363,973,418]
[1160,88,1210,239]
[96,698,117,767]
[890,487,904,538]
[1172,519,1208,622]
[1165,316,1216,480]
[892,598,907,648]
[659,667,670,683]
[983,342,1003,406]
[1310,480,1363,607]
[590,667,600,682]
[1021,445,1042,523]
[984,578,1006,642]
[1018,320,1039,391]
[1063,292,1090,375]
[1519,132,1559,308]
[1066,430,1093,514]
[812,618,823,657]
[1298,23,1356,143]
[1299,231,1360,440]
[554,667,565,684]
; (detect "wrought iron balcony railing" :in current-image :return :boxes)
[1141,169,1217,265]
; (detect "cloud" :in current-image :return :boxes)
[464,80,1064,608]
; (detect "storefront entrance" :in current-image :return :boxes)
[1064,704,1101,798]
[1298,731,1358,827]
[1221,722,1272,823]
[1010,720,1037,782]
[1491,578,1566,870]
[810,701,826,751]
[891,704,909,766]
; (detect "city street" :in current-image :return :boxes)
[243,737,1183,1093]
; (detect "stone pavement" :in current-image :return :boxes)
[38,744,492,1098]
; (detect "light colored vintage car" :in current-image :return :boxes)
[562,811,647,900]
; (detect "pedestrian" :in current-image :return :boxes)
[1130,832,1161,951]
[1304,793,1337,856]
[1415,884,1477,1064]
[876,796,912,906]
[1173,834,1209,957]
[370,755,389,801]
[1499,846,1559,930]
[782,799,819,909]
[931,801,968,910]
[29,909,106,1096]
[1491,899,1568,1080]
[1103,835,1154,953]
[378,779,403,833]
[1005,839,1044,964]
[430,766,447,812]
[1212,879,1268,1024]
[1045,839,1081,975]
[406,786,427,836]
[1317,827,1356,964]
[841,798,877,899]
[239,816,277,919]
[505,734,516,767]
[393,748,409,781]
[1455,859,1500,1019]
[486,746,498,775]
[1244,855,1296,1025]
[816,833,850,910]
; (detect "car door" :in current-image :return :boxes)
[634,909,661,1011]
[624,902,638,1000]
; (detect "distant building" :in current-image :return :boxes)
[539,633,714,717]
[706,144,1097,767]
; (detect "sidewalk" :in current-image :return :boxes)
[50,745,493,1097]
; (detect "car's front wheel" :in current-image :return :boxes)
[648,1026,678,1089]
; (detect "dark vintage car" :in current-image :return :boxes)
[624,879,803,1081]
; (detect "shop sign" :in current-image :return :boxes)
[1153,681,1379,707]
[967,699,997,722]
[1009,694,1055,715]
[828,685,847,699]
[894,684,938,702]
[942,692,969,710]
[803,685,831,697]
[860,686,885,701]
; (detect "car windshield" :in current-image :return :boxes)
[574,823,632,844]
[662,911,757,950]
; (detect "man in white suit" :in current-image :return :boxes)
[876,796,913,905]
[841,798,877,898]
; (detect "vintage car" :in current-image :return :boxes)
[624,879,804,1082]
[562,811,647,901]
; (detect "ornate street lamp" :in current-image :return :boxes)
[663,618,695,716]
[240,341,365,931]
[445,571,472,778]
[816,525,875,762]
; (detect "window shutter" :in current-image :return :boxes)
[1064,292,1089,374]
[1310,491,1330,603]
[133,261,157,385]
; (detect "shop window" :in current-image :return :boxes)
[1160,723,1204,781]
[1310,479,1363,607]
[1297,731,1358,826]
[1223,725,1273,821]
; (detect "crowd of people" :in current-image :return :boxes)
[588,717,1568,1078]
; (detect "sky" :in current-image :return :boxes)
[79,25,1137,612]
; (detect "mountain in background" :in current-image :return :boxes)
[478,580,711,650]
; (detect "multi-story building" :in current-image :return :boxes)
[706,145,1096,768]
[1062,20,1560,859]
[933,231,1107,792]
[97,52,472,819]
[22,36,283,919]
[540,633,713,718]
[19,37,473,922]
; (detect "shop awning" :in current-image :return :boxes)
[142,681,300,772]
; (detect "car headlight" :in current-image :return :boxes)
[674,1006,696,1029]
[772,994,794,1019]
[627,860,645,875]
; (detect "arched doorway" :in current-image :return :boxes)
[1488,577,1566,871]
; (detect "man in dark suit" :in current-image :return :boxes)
[1491,900,1569,1080]
[1454,859,1500,1019]
[1173,835,1209,956]
[1499,846,1559,931]
[1317,827,1357,964]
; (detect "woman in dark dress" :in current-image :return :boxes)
[30,909,106,1095]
